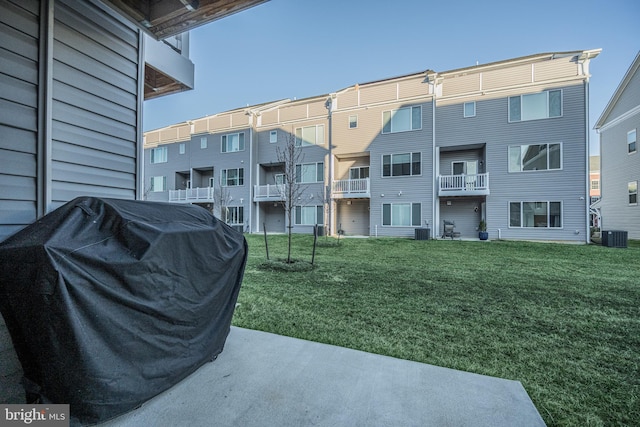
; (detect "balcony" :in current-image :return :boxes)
[169,187,215,202]
[332,178,370,198]
[438,173,490,196]
[254,184,286,202]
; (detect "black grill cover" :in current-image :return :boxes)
[0,197,247,425]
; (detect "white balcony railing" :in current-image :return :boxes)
[332,178,370,198]
[254,184,286,201]
[169,187,215,202]
[438,173,490,196]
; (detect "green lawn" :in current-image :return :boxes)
[232,234,640,427]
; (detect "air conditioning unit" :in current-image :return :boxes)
[601,230,628,248]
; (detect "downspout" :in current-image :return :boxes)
[37,0,54,215]
[136,28,145,200]
[325,96,334,236]
[248,112,254,233]
[584,77,591,243]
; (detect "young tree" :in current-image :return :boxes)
[214,183,232,224]
[276,132,308,263]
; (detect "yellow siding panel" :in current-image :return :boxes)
[339,89,358,108]
[443,73,480,97]
[193,118,208,134]
[280,104,307,122]
[534,58,578,82]
[308,99,327,118]
[211,115,230,130]
[231,111,247,126]
[399,77,428,99]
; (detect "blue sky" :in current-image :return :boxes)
[143,0,639,155]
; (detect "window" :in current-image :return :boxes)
[349,115,358,129]
[628,129,637,154]
[629,181,638,205]
[509,143,561,172]
[270,130,278,143]
[150,176,166,192]
[221,132,245,153]
[200,137,208,149]
[295,205,324,225]
[349,166,370,179]
[221,168,244,186]
[591,179,600,191]
[295,125,324,147]
[382,106,421,133]
[382,203,421,226]
[275,174,284,185]
[464,102,476,118]
[179,143,185,155]
[295,162,324,183]
[150,146,167,164]
[509,201,562,228]
[509,90,562,122]
[225,206,244,225]
[382,152,421,177]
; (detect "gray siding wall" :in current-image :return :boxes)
[439,199,482,238]
[437,83,588,241]
[608,65,640,120]
[599,113,640,239]
[367,101,434,237]
[0,0,40,242]
[51,0,140,208]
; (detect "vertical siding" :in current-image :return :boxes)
[51,0,139,204]
[0,0,39,242]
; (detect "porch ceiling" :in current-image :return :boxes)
[438,143,485,152]
[103,0,269,40]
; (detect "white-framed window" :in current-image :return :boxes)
[628,129,637,154]
[591,179,600,191]
[382,106,421,134]
[295,205,324,225]
[225,206,244,225]
[270,130,278,143]
[349,115,358,129]
[464,102,476,118]
[275,174,284,185]
[509,89,562,122]
[221,132,245,153]
[382,152,421,177]
[629,181,638,205]
[509,143,562,172]
[179,143,185,155]
[295,162,324,183]
[200,137,208,149]
[221,168,244,186]
[509,201,562,228]
[349,166,370,179]
[150,146,167,164]
[150,176,166,192]
[382,203,421,227]
[295,125,325,147]
[452,160,478,175]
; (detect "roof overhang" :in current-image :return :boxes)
[102,0,269,40]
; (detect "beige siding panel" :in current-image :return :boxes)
[176,124,190,139]
[231,111,248,126]
[308,100,327,118]
[535,58,578,82]
[280,104,307,122]
[160,127,179,141]
[483,64,532,90]
[443,73,480,97]
[399,77,428,100]
[360,82,397,105]
[193,118,209,134]
[339,89,358,108]
[145,131,159,144]
[260,109,278,126]
[211,115,230,129]
[332,107,383,156]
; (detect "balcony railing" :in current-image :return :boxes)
[438,173,490,196]
[332,178,370,198]
[169,187,215,202]
[254,184,286,201]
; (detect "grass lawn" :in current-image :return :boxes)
[232,234,640,427]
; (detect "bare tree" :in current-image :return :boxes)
[276,132,308,263]
[214,184,232,223]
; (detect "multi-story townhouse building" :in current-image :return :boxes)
[595,51,640,239]
[144,49,601,242]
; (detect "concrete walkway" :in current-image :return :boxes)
[99,327,546,427]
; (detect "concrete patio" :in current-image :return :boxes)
[96,327,546,427]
